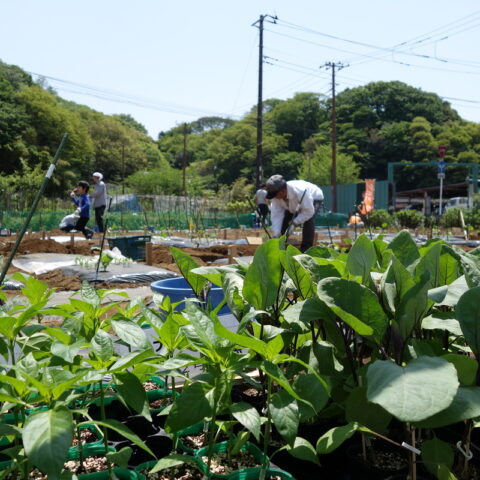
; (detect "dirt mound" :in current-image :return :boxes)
[35,270,83,291]
[0,238,96,256]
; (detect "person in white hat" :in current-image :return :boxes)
[266,174,324,252]
[90,172,107,233]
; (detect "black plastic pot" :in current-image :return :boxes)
[123,414,159,437]
[88,398,130,421]
[345,444,409,480]
[128,430,173,466]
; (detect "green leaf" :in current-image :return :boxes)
[282,297,334,333]
[281,245,315,299]
[346,234,376,281]
[346,386,392,433]
[170,247,207,296]
[294,255,343,283]
[222,272,247,317]
[416,387,480,428]
[89,418,155,457]
[270,390,299,445]
[381,256,415,314]
[229,402,261,442]
[317,278,387,342]
[429,275,469,307]
[367,357,459,422]
[288,437,319,465]
[111,319,149,349]
[243,238,284,310]
[421,437,454,477]
[387,230,420,270]
[23,408,73,480]
[394,273,430,341]
[456,286,480,356]
[150,454,200,474]
[293,373,329,422]
[316,422,358,454]
[106,446,133,468]
[91,330,114,362]
[422,312,462,336]
[165,382,214,433]
[114,372,151,421]
[442,354,477,386]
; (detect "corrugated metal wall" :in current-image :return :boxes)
[320,180,389,214]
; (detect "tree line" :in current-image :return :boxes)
[1,59,479,205]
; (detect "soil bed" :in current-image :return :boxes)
[201,450,260,475]
[139,463,203,479]
[0,238,95,256]
[150,397,172,410]
[71,428,99,446]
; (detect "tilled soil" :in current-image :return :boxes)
[0,237,96,256]
[71,428,99,446]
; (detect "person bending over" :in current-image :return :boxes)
[70,181,94,240]
[266,174,324,252]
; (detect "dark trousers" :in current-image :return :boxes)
[281,200,322,252]
[95,206,106,233]
[75,216,93,239]
[256,203,269,224]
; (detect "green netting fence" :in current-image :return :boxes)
[1,209,347,233]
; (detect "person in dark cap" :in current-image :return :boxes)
[266,174,324,251]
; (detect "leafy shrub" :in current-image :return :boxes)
[440,208,463,228]
[395,209,424,229]
[465,207,480,229]
[366,209,392,229]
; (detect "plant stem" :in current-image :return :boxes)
[260,375,273,480]
[99,381,113,480]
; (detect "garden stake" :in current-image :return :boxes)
[0,133,68,287]
[284,189,307,244]
[322,202,333,244]
[94,198,112,285]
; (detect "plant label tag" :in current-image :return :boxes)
[401,442,421,455]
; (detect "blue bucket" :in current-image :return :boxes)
[150,277,229,314]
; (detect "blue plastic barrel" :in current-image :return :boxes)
[150,277,229,314]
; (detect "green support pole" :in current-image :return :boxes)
[0,133,68,286]
[472,164,479,193]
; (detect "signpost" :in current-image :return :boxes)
[438,146,446,215]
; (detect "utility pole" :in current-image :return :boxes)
[252,14,277,188]
[322,62,347,212]
[182,123,188,196]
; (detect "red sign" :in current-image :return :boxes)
[438,146,447,158]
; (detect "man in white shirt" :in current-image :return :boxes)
[255,183,269,225]
[90,172,107,233]
[266,174,324,252]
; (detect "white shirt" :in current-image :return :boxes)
[270,180,324,237]
[256,188,268,205]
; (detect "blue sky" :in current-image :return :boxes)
[1,0,480,138]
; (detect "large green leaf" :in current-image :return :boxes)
[91,329,114,362]
[281,297,334,334]
[416,387,480,428]
[23,408,73,480]
[222,272,247,317]
[316,422,358,454]
[422,312,462,337]
[456,286,480,356]
[293,373,329,421]
[421,437,454,478]
[182,303,220,350]
[346,234,376,281]
[280,245,315,299]
[366,357,459,422]
[442,354,477,386]
[429,275,469,307]
[294,255,343,283]
[111,318,149,349]
[394,273,430,341]
[387,230,419,270]
[317,278,387,342]
[230,402,261,442]
[165,382,214,433]
[346,386,392,433]
[270,390,299,446]
[114,372,151,421]
[381,257,415,314]
[243,238,284,310]
[170,247,207,296]
[288,437,319,465]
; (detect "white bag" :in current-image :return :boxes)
[59,213,79,229]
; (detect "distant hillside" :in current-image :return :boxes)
[1,60,479,199]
